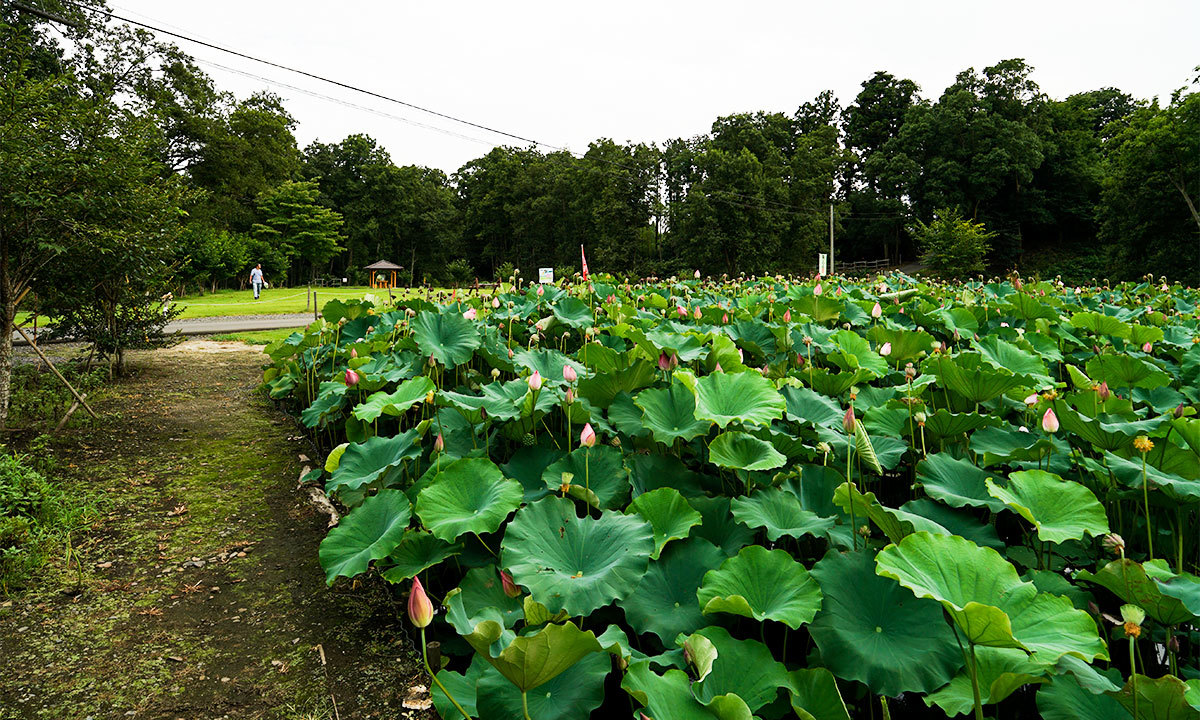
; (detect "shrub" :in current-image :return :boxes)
[0,453,69,592]
[912,208,994,278]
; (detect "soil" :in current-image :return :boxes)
[0,340,435,720]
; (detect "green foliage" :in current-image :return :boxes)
[0,452,85,593]
[913,208,996,278]
[252,180,345,283]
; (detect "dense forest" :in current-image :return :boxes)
[4,2,1199,298]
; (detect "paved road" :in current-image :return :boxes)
[15,313,314,346]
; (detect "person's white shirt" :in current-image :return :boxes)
[250,267,263,284]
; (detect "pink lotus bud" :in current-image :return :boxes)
[880,342,892,357]
[1042,407,1060,433]
[1142,342,1152,353]
[677,306,687,317]
[737,348,744,362]
[714,362,723,373]
[694,270,701,279]
[722,312,729,323]
[796,354,804,366]
[528,371,543,391]
[871,302,882,319]
[563,365,578,383]
[350,348,358,359]
[536,284,544,296]
[1174,403,1186,419]
[658,352,676,371]
[492,297,500,308]
[694,307,702,320]
[783,309,792,323]
[433,433,444,453]
[580,423,596,448]
[500,569,521,598]
[463,307,477,320]
[1097,382,1110,402]
[344,369,360,386]
[843,405,856,434]
[565,388,575,404]
[407,577,434,628]
[814,283,823,296]
[507,348,514,359]
[835,287,842,296]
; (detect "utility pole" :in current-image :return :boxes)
[829,204,835,275]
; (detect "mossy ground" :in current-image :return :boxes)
[0,341,435,720]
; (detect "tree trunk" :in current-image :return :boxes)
[0,243,14,430]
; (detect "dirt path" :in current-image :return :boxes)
[0,341,430,720]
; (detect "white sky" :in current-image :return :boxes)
[108,0,1199,175]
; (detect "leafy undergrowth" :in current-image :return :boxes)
[267,274,1200,719]
[0,341,433,720]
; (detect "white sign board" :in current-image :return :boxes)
[818,253,828,277]
[539,267,554,284]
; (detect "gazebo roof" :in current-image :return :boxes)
[364,260,403,271]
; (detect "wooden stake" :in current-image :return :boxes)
[54,394,82,433]
[14,326,98,419]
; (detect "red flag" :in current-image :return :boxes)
[580,244,590,281]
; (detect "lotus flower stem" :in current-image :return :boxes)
[846,440,857,552]
[421,626,472,719]
[1129,636,1138,719]
[1141,453,1153,561]
[522,690,532,720]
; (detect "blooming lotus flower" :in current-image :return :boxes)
[563,365,578,383]
[1041,407,1059,433]
[814,283,823,296]
[843,405,856,434]
[880,342,892,356]
[463,307,477,320]
[871,302,882,319]
[344,369,360,386]
[783,309,792,323]
[528,370,543,391]
[580,423,596,448]
[1024,393,1038,406]
[407,577,434,628]
[500,570,521,598]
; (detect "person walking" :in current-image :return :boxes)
[250,264,265,300]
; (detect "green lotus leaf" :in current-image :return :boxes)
[1112,674,1200,720]
[431,655,486,720]
[974,335,1053,385]
[628,453,711,498]
[1093,451,1200,503]
[809,549,963,697]
[986,470,1110,544]
[692,626,791,713]
[300,381,349,428]
[689,496,756,556]
[415,457,523,542]
[1154,569,1200,618]
[924,647,1049,716]
[513,347,589,386]
[921,408,1002,441]
[834,482,950,544]
[1077,559,1196,625]
[548,296,595,328]
[1070,311,1133,339]
[621,537,726,644]
[853,422,884,475]
[926,352,1027,405]
[831,329,888,377]
[502,445,562,503]
[626,487,702,559]
[807,367,874,397]
[541,446,630,510]
[577,360,658,408]
[1087,354,1171,389]
[476,644,610,720]
[1037,673,1128,720]
[698,545,822,629]
[501,496,653,616]
[1001,293,1061,323]
[1054,404,1168,453]
[413,309,481,366]
[917,453,1007,512]
[865,326,938,365]
[448,565,524,631]
[622,661,754,720]
[785,667,851,720]
[730,487,836,542]
[781,385,844,426]
[694,370,786,427]
[708,431,786,471]
[326,429,422,495]
[352,376,435,422]
[876,532,1107,661]
[635,382,712,444]
[679,631,718,681]
[899,498,1003,549]
[318,489,411,585]
[378,529,462,582]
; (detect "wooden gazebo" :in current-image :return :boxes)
[365,260,403,289]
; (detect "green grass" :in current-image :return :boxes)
[171,285,389,318]
[208,327,305,345]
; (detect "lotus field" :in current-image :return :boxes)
[262,273,1200,719]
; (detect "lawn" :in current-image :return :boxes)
[208,327,304,345]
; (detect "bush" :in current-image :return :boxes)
[443,259,476,286]
[0,453,74,593]
[495,262,516,283]
[912,208,994,278]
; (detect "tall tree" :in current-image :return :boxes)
[252,181,345,284]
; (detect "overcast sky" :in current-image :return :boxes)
[109,0,1199,175]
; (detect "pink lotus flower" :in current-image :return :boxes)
[694,270,701,279]
[871,302,882,319]
[1042,407,1060,433]
[1097,381,1111,402]
[407,577,434,628]
[463,307,477,320]
[528,371,543,391]
[694,307,702,320]
[500,570,521,598]
[492,297,500,308]
[843,405,856,434]
[722,312,729,323]
[880,342,892,356]
[1142,342,1153,353]
[350,348,358,359]
[1024,394,1039,406]
[814,283,823,296]
[536,284,544,296]
[714,362,723,373]
[677,306,687,317]
[563,365,578,383]
[783,309,792,323]
[580,423,596,448]
[433,433,444,454]
[344,369,360,386]
[657,351,677,371]
[565,388,575,404]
